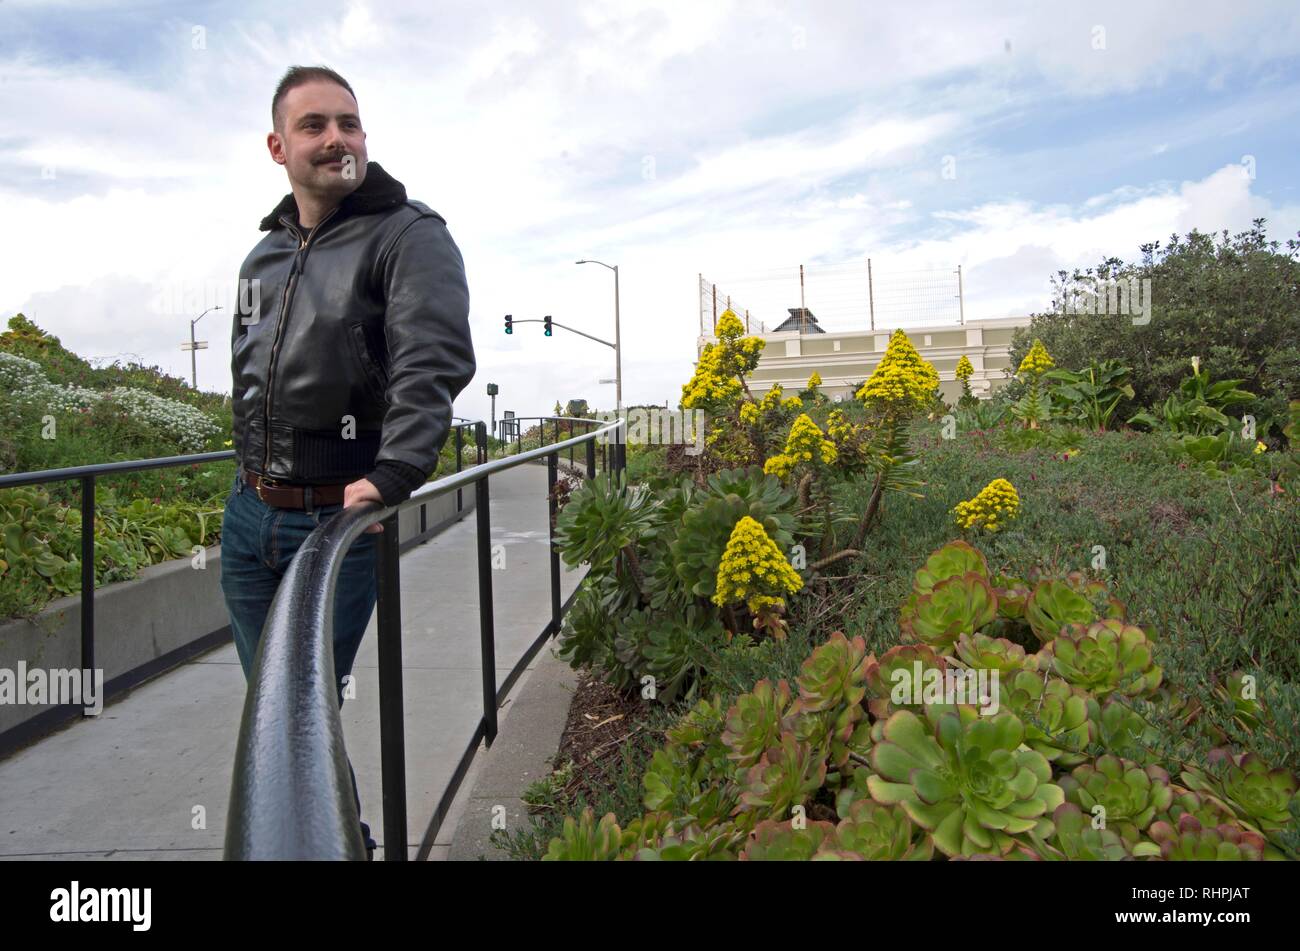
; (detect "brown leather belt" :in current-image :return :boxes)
[243,470,350,509]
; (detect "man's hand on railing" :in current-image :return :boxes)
[344,478,385,533]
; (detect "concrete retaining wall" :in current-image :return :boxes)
[0,485,474,754]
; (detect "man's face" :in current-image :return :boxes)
[267,80,368,200]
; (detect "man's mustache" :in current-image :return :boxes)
[316,153,348,164]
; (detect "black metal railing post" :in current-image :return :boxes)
[454,424,464,513]
[547,452,561,637]
[375,510,408,861]
[586,431,597,480]
[79,474,95,712]
[475,468,498,747]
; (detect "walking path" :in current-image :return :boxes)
[0,463,584,860]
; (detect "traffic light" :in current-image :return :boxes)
[543,315,552,336]
[504,314,513,335]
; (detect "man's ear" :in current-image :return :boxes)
[266,132,286,166]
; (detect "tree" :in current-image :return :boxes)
[1009,220,1300,439]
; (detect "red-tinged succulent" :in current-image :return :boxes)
[721,679,791,768]
[992,573,1031,620]
[737,732,827,818]
[739,819,838,860]
[900,571,998,654]
[1025,579,1098,643]
[863,644,949,718]
[1161,788,1239,830]
[901,540,993,628]
[1040,619,1162,698]
[954,632,1035,676]
[1059,755,1173,841]
[1038,802,1139,860]
[831,799,933,860]
[866,706,1065,858]
[1146,814,1266,861]
[1182,749,1298,833]
[997,671,1096,766]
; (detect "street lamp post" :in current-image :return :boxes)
[575,259,621,414]
[184,305,221,390]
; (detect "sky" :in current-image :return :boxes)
[2,0,1299,425]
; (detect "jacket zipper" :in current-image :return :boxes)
[261,206,339,477]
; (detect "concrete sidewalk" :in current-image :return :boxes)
[0,463,584,861]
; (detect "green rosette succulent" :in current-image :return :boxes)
[721,679,792,768]
[1146,814,1266,861]
[1059,755,1173,841]
[997,671,1096,766]
[738,732,828,818]
[792,630,869,713]
[543,809,624,861]
[552,471,659,574]
[1037,803,1136,860]
[832,799,933,860]
[954,632,1034,676]
[1040,619,1162,697]
[1025,580,1098,643]
[1093,696,1162,764]
[913,539,991,591]
[739,819,838,860]
[901,571,998,654]
[1182,749,1298,834]
[866,706,1065,857]
[635,821,750,861]
[863,644,948,719]
[1213,670,1266,736]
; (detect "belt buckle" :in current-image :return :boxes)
[256,475,283,502]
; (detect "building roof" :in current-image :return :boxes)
[771,307,825,334]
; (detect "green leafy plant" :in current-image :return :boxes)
[1044,359,1135,430]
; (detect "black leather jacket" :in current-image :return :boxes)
[231,162,476,503]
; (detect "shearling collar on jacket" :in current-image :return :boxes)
[258,160,408,231]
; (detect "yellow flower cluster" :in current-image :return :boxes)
[763,413,838,478]
[1018,339,1055,378]
[781,395,803,411]
[715,308,746,340]
[855,329,940,413]
[955,355,974,383]
[739,401,760,425]
[712,515,804,613]
[757,385,784,414]
[807,371,822,389]
[681,342,742,409]
[1254,440,1267,454]
[952,478,1021,533]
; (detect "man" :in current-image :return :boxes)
[221,65,476,859]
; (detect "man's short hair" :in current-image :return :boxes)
[272,66,357,133]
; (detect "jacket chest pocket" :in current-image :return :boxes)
[347,321,390,403]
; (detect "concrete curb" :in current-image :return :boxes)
[444,642,579,860]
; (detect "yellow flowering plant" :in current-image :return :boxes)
[1011,339,1055,429]
[955,354,975,407]
[856,329,940,417]
[952,478,1021,533]
[712,515,804,639]
[763,413,838,480]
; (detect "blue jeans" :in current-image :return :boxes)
[220,469,380,854]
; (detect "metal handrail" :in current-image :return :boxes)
[0,420,482,760]
[224,415,627,860]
